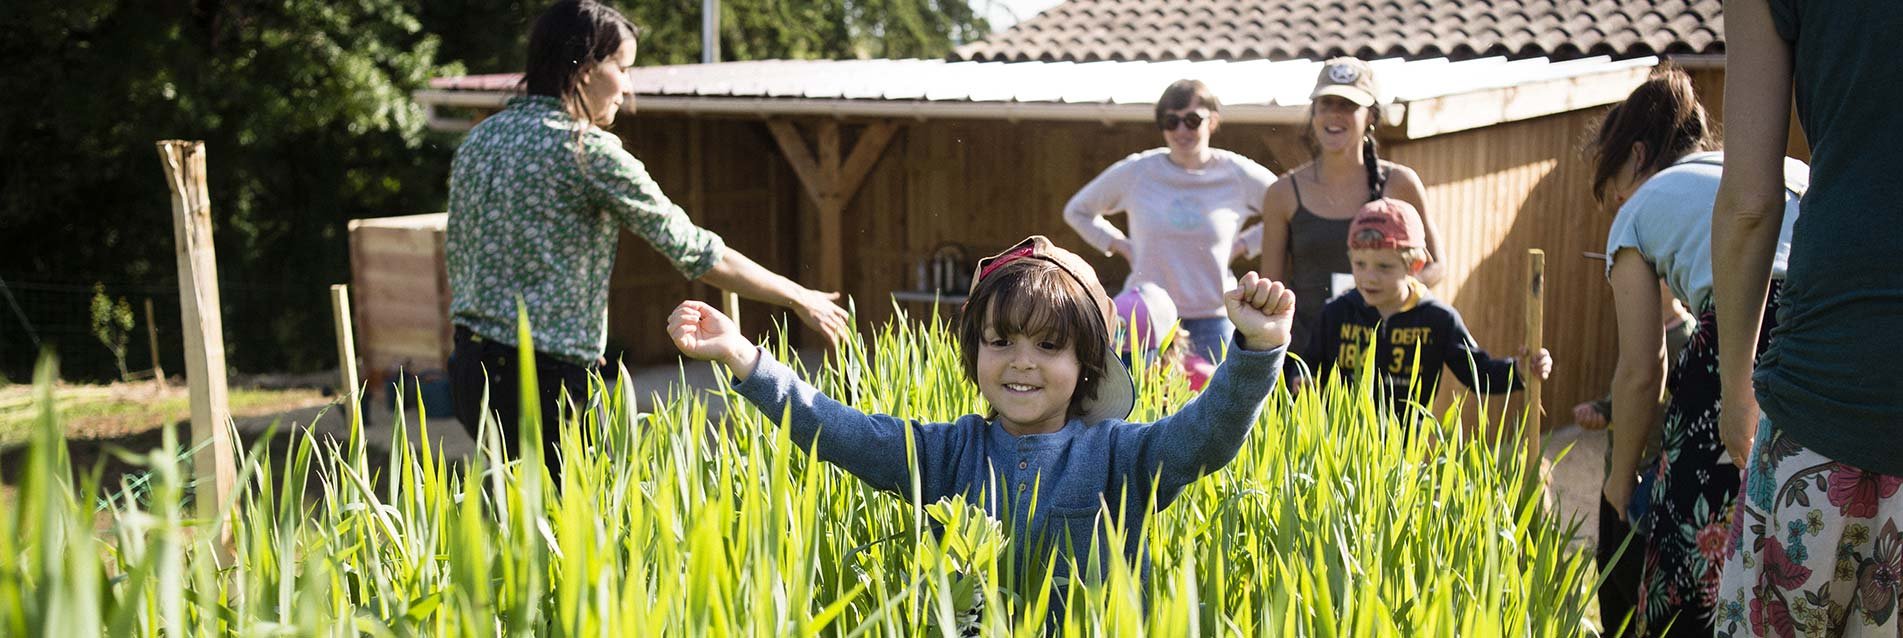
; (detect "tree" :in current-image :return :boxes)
[0,0,459,379]
[425,0,992,73]
[0,0,990,380]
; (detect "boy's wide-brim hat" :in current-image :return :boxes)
[1310,57,1379,108]
[1347,198,1427,250]
[967,235,1136,425]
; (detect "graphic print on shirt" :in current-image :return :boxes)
[1165,195,1207,232]
[1333,321,1436,392]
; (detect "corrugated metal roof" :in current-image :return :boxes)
[419,55,1658,135]
[430,55,1653,104]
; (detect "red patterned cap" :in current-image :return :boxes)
[1347,198,1426,250]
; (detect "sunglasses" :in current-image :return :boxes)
[1156,112,1207,131]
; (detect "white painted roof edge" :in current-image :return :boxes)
[418,56,1662,134]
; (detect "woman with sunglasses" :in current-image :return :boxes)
[1259,58,1444,356]
[1064,79,1278,362]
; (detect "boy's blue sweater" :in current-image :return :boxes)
[732,343,1285,583]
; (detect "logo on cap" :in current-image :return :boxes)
[1328,64,1360,84]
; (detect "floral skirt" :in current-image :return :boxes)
[1635,284,1782,635]
[1715,418,1903,637]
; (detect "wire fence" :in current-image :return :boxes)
[0,275,320,384]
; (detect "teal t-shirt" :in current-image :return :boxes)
[1755,0,1903,476]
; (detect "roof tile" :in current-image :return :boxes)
[955,0,1722,62]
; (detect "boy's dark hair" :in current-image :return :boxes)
[1155,79,1222,121]
[1588,64,1715,204]
[523,0,639,124]
[957,259,1110,418]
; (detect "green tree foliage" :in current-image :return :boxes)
[0,0,460,378]
[0,0,988,379]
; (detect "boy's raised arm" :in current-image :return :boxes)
[1131,274,1292,498]
[669,301,963,498]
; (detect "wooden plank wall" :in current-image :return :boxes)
[1687,68,1812,162]
[605,117,802,368]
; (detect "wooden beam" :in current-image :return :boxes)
[816,120,842,189]
[813,120,846,292]
[156,140,237,561]
[836,121,899,203]
[1401,65,1652,139]
[766,120,827,208]
[764,118,902,293]
[1258,126,1311,175]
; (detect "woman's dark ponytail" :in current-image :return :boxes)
[1588,63,1715,203]
[1362,131,1386,201]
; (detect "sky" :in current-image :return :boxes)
[976,0,1063,30]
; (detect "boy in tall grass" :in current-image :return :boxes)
[1300,198,1551,417]
[668,235,1292,587]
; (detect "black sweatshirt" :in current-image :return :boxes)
[1298,286,1522,411]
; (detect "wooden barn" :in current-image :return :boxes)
[399,0,1786,422]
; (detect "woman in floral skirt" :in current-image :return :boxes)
[1586,65,1808,636]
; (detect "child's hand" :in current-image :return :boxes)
[1516,347,1553,381]
[1224,271,1296,351]
[668,300,761,379]
[1572,401,1609,430]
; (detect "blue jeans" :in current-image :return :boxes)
[1181,316,1233,362]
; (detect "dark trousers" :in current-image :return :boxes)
[1597,499,1645,636]
[448,325,596,476]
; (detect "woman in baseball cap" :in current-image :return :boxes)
[1258,57,1446,354]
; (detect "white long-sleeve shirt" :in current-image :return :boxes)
[1064,148,1275,319]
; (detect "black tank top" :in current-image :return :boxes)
[1286,165,1388,349]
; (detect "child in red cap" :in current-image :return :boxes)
[1298,198,1551,419]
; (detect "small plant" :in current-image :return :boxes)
[89,283,134,381]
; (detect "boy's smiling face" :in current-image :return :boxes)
[1349,248,1417,311]
[977,319,1082,436]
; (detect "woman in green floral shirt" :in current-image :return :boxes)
[446,0,849,469]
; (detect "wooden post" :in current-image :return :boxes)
[724,290,742,330]
[331,284,360,428]
[143,297,164,387]
[157,140,236,553]
[766,119,899,295]
[1524,249,1546,474]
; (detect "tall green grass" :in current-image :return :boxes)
[0,306,1595,635]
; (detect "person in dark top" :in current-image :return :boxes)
[1299,198,1550,418]
[1713,0,1903,634]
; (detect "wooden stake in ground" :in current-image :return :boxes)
[331,284,360,428]
[1524,249,1546,472]
[157,140,237,555]
[144,297,164,387]
[724,291,742,332]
